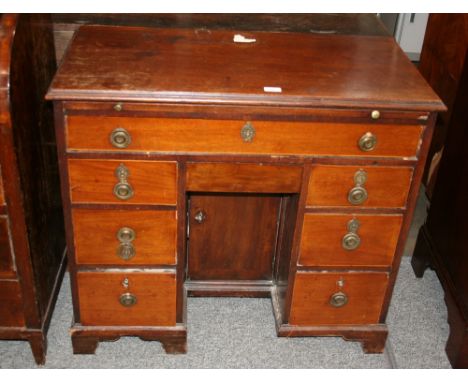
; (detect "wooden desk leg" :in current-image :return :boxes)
[411,226,433,278]
[28,333,47,365]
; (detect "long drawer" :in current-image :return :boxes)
[289,271,389,326]
[299,213,403,268]
[307,165,413,208]
[72,209,177,265]
[77,271,177,326]
[66,116,423,158]
[68,159,177,205]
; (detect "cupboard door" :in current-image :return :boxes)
[187,193,281,281]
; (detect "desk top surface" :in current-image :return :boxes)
[48,25,444,111]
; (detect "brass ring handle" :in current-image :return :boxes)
[117,242,136,260]
[358,132,377,152]
[113,183,134,200]
[347,169,368,205]
[240,122,255,142]
[119,292,137,307]
[110,127,131,148]
[329,291,348,308]
[117,227,136,242]
[113,163,134,200]
[342,218,361,251]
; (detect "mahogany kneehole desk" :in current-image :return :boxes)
[46,25,444,355]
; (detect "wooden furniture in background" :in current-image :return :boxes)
[47,23,443,356]
[0,14,66,365]
[412,14,468,369]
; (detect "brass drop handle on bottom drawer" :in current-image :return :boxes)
[119,292,137,307]
[347,169,368,205]
[358,132,377,152]
[116,227,136,260]
[110,127,131,148]
[342,218,361,251]
[113,163,134,200]
[329,291,348,308]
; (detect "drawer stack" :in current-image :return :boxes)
[63,117,181,341]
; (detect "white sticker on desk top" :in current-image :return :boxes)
[263,86,282,93]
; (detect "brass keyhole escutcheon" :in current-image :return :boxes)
[110,127,131,149]
[119,292,137,307]
[329,291,348,308]
[240,122,255,143]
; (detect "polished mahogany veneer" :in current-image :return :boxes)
[47,23,444,356]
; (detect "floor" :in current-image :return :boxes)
[0,191,452,368]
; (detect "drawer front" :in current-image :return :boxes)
[0,279,25,326]
[307,165,413,208]
[289,272,388,325]
[0,216,15,277]
[72,209,177,265]
[68,159,177,205]
[67,116,422,158]
[299,214,403,267]
[77,271,177,326]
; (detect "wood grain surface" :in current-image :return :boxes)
[0,280,25,326]
[77,271,177,326]
[47,26,444,111]
[186,162,302,193]
[289,271,389,325]
[68,159,177,205]
[306,165,413,208]
[0,216,14,277]
[66,115,423,158]
[72,209,177,265]
[299,213,403,268]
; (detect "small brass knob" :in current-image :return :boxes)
[194,210,206,224]
[113,183,134,200]
[342,218,361,250]
[329,291,348,308]
[240,122,255,142]
[358,132,377,152]
[371,110,380,120]
[119,292,137,307]
[110,127,131,148]
[113,103,123,112]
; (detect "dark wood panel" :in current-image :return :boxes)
[299,213,403,268]
[0,216,15,277]
[306,165,413,208]
[47,26,444,111]
[289,271,389,325]
[187,193,281,281]
[0,169,4,205]
[66,115,423,158]
[0,280,25,327]
[186,163,302,193]
[72,209,177,266]
[77,271,177,326]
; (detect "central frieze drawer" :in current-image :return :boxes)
[66,116,423,158]
[77,271,177,326]
[299,213,403,268]
[68,159,177,205]
[72,209,177,265]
